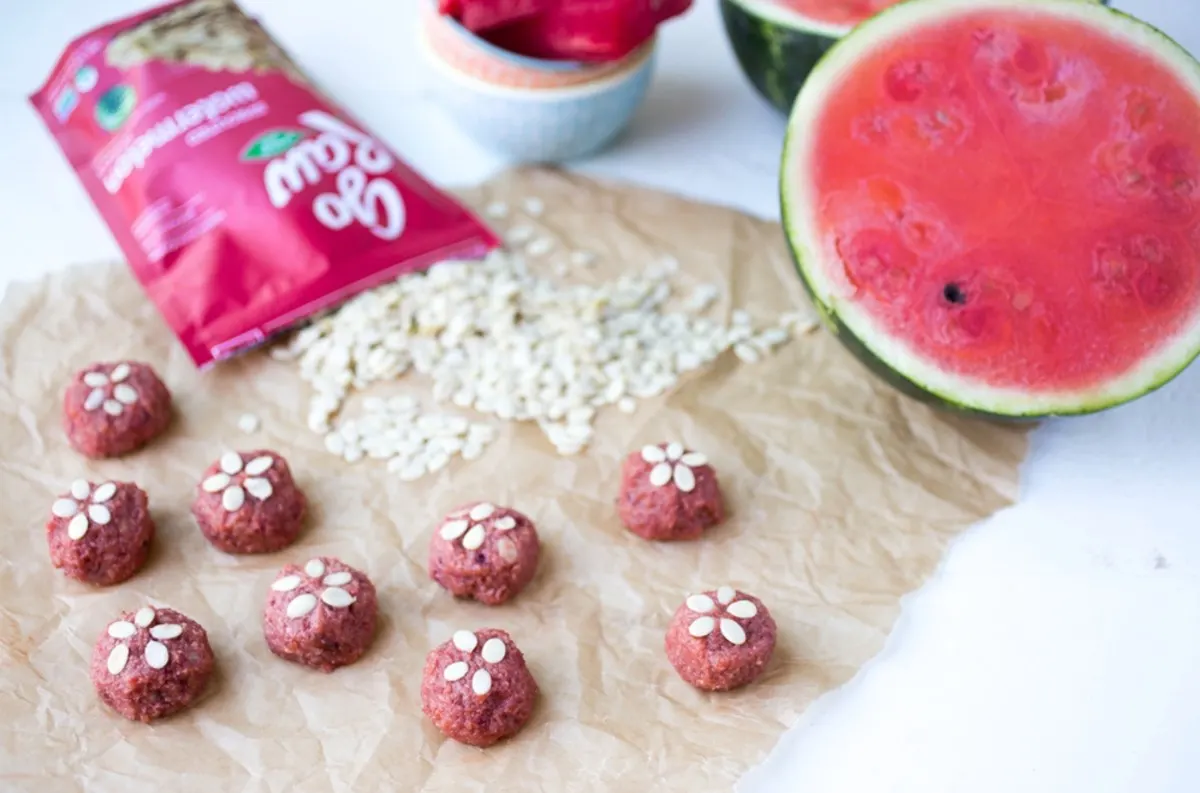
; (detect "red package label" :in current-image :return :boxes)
[31,0,498,368]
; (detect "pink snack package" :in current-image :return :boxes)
[31,0,499,367]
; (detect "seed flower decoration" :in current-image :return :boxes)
[52,479,117,541]
[441,630,508,696]
[203,452,274,511]
[684,586,758,645]
[106,607,184,675]
[82,363,139,416]
[641,443,708,492]
[439,502,517,551]
[272,558,357,618]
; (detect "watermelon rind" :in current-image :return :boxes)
[723,0,1111,116]
[780,0,1200,418]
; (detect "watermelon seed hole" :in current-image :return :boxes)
[942,283,967,305]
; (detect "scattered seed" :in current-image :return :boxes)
[107,644,129,675]
[570,250,597,267]
[108,621,136,639]
[443,661,469,681]
[688,616,715,638]
[733,343,760,364]
[238,413,261,433]
[506,225,534,244]
[272,575,302,592]
[486,201,509,219]
[453,630,478,652]
[134,607,155,628]
[471,668,492,696]
[526,237,554,257]
[719,618,746,645]
[323,571,352,586]
[150,623,183,640]
[305,559,326,578]
[726,600,757,619]
[523,197,545,217]
[321,587,355,608]
[617,397,637,413]
[286,593,318,618]
[481,637,506,663]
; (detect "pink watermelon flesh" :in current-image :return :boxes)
[812,11,1200,392]
[774,0,906,27]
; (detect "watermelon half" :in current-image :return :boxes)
[782,0,1200,418]
[722,0,1109,114]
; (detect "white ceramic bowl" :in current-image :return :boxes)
[420,33,657,163]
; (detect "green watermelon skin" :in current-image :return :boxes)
[720,0,835,114]
[779,0,1200,420]
[723,0,1112,116]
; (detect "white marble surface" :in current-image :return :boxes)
[3,2,1199,791]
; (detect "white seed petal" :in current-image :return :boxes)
[494,516,516,531]
[134,607,155,627]
[481,637,506,664]
[443,661,469,681]
[471,668,492,696]
[52,498,79,518]
[720,618,747,645]
[144,640,169,669]
[244,455,274,476]
[440,519,469,541]
[70,480,90,500]
[320,587,355,608]
[88,504,111,525]
[219,452,244,475]
[107,621,136,639]
[67,513,89,540]
[150,623,183,640]
[202,473,230,492]
[452,630,478,652]
[666,442,684,461]
[304,559,326,578]
[461,524,486,550]
[497,538,518,562]
[640,445,666,463]
[673,464,696,493]
[716,586,736,605]
[84,388,105,411]
[272,574,302,592]
[102,400,123,416]
[688,616,715,637]
[113,384,138,405]
[469,503,495,521]
[322,572,352,586]
[686,594,715,613]
[83,371,109,388]
[91,482,117,503]
[244,477,273,501]
[649,463,672,487]
[286,593,318,618]
[222,485,245,511]
[726,600,758,619]
[680,452,707,467]
[107,644,129,675]
[109,363,131,382]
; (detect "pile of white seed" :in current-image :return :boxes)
[271,203,814,480]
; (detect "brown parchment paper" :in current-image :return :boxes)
[0,169,1029,792]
